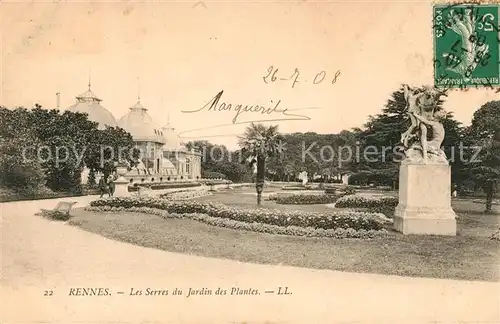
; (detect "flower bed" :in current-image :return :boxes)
[199,179,232,185]
[0,187,99,203]
[275,193,339,205]
[86,205,388,238]
[159,190,211,200]
[324,188,337,195]
[334,195,398,218]
[89,197,387,233]
[128,182,201,192]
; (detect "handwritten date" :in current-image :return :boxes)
[263,66,341,88]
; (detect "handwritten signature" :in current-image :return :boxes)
[181,90,318,124]
[263,66,341,88]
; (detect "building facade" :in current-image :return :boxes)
[69,84,202,183]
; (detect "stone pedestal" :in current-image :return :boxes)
[113,177,130,198]
[394,163,457,236]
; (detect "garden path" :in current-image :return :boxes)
[1,196,499,323]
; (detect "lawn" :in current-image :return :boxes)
[68,187,500,282]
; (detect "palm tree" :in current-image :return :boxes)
[238,123,282,205]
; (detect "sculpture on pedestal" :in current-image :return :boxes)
[394,84,457,236]
[400,85,448,165]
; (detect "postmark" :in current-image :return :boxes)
[433,3,499,89]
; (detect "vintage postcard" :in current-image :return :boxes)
[1,0,500,323]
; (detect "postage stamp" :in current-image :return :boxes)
[433,3,499,89]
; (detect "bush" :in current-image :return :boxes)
[275,194,339,205]
[203,171,227,179]
[0,159,46,194]
[340,186,356,195]
[335,195,398,218]
[159,190,211,200]
[282,185,312,191]
[90,197,386,231]
[87,205,388,238]
[324,188,336,195]
[267,193,282,201]
[199,179,232,186]
[0,186,98,203]
[128,182,201,192]
[36,210,70,221]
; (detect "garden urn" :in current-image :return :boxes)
[114,162,130,197]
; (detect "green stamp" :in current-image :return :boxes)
[433,3,499,89]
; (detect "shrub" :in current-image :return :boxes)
[90,197,385,231]
[159,190,211,200]
[267,193,283,201]
[200,179,232,186]
[87,205,388,238]
[335,195,398,218]
[324,188,336,195]
[0,186,96,203]
[36,210,70,221]
[128,182,201,192]
[203,171,227,179]
[275,194,339,205]
[340,186,356,195]
[282,185,312,191]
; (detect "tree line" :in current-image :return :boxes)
[0,105,139,195]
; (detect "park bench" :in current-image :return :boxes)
[38,201,77,221]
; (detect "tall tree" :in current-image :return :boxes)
[467,100,500,212]
[238,123,282,205]
[84,125,139,181]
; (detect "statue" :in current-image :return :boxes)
[298,171,308,185]
[394,84,457,236]
[400,85,448,164]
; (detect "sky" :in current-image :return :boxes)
[2,0,499,149]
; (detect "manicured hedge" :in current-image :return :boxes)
[90,197,386,231]
[128,182,201,192]
[324,188,337,195]
[87,205,388,238]
[335,195,398,218]
[275,194,339,205]
[199,179,232,185]
[159,190,211,200]
[0,189,100,203]
[335,195,398,208]
[282,185,312,191]
[202,171,227,179]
